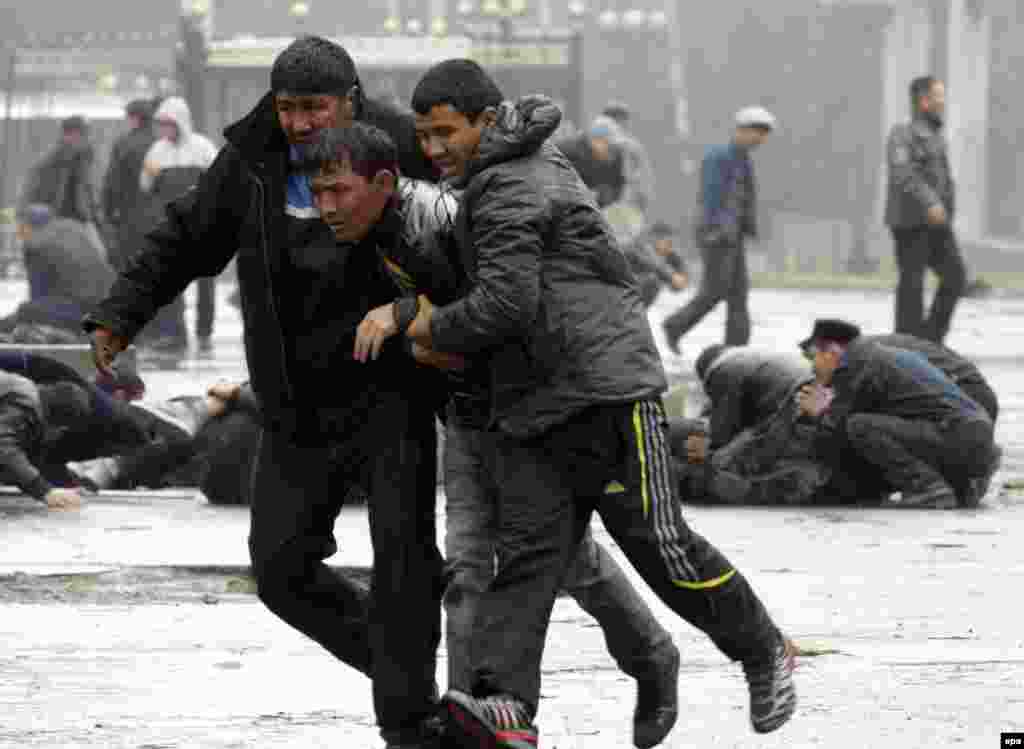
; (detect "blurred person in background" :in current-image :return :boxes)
[0,372,92,510]
[0,204,114,335]
[662,106,775,355]
[885,76,964,344]
[18,115,100,228]
[602,101,655,216]
[556,114,627,208]
[624,220,689,308]
[102,99,157,273]
[138,96,220,356]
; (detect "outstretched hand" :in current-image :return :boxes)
[354,304,399,363]
[90,327,129,377]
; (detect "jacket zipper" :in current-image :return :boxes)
[252,168,296,403]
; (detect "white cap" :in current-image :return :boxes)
[735,106,777,131]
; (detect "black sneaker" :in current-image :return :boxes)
[634,642,680,748]
[443,690,537,749]
[197,336,214,356]
[742,636,797,734]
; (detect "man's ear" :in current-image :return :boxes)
[340,85,360,121]
[372,169,397,193]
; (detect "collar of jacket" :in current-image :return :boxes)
[912,112,944,133]
[452,95,562,189]
[223,92,290,163]
[367,195,404,254]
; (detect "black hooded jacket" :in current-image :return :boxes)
[85,93,443,442]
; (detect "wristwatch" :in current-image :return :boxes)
[392,296,420,335]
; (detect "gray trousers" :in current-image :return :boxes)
[443,417,673,693]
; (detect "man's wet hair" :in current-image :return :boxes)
[299,122,400,181]
[38,381,92,428]
[411,58,503,120]
[910,75,938,110]
[271,36,362,104]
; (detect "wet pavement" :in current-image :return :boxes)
[2,280,1024,747]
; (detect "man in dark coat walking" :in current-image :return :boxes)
[885,76,965,344]
[19,116,99,227]
[101,99,156,272]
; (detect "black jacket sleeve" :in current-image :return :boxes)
[0,402,51,500]
[83,144,249,341]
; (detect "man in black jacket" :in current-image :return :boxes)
[84,38,446,749]
[102,99,156,272]
[797,319,998,510]
[885,76,965,344]
[379,60,795,747]
[0,371,90,510]
[863,332,997,423]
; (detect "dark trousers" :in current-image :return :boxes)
[467,399,780,713]
[443,418,673,693]
[664,240,749,345]
[195,276,215,341]
[892,226,967,344]
[248,394,443,742]
[846,412,996,497]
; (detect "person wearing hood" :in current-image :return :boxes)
[885,76,965,344]
[376,59,795,748]
[84,36,446,749]
[662,107,775,356]
[102,99,157,272]
[18,116,99,227]
[137,96,220,355]
[555,114,627,208]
